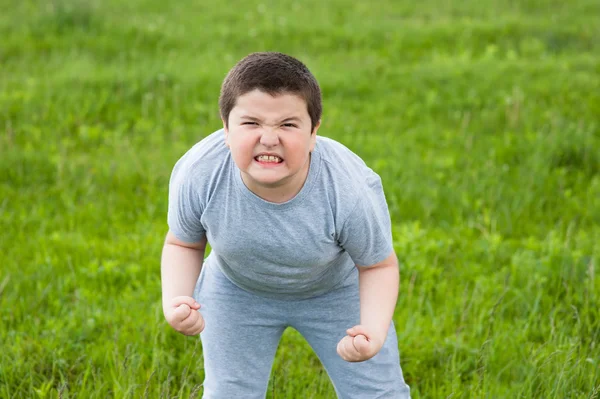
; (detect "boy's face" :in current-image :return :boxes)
[224,89,320,197]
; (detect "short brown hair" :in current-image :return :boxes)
[219,52,322,131]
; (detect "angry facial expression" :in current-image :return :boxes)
[224,89,320,201]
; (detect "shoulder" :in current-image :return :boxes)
[169,129,230,189]
[315,135,382,191]
[173,129,227,170]
[171,129,228,175]
[312,135,385,221]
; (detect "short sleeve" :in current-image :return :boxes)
[337,173,394,266]
[167,159,206,243]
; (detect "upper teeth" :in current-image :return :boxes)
[257,155,281,162]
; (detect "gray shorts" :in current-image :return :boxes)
[193,262,411,398]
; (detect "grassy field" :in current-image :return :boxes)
[1,0,599,397]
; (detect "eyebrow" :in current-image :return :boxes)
[239,115,303,123]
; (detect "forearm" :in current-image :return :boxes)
[160,242,205,314]
[358,258,399,338]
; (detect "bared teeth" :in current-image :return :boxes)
[257,155,282,163]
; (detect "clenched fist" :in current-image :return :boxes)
[337,325,385,362]
[164,296,205,336]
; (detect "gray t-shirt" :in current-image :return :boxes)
[167,129,393,300]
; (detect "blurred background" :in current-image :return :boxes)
[1,0,598,397]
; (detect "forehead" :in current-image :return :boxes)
[231,89,309,118]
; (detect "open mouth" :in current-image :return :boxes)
[254,155,283,164]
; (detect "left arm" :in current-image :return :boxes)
[358,251,399,338]
[337,251,400,362]
[335,171,399,362]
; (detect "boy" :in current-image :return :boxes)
[161,52,411,398]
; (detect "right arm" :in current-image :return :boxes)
[161,230,207,335]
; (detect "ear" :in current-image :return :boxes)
[309,120,321,152]
[222,118,230,147]
[312,120,321,134]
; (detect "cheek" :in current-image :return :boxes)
[287,139,312,164]
[229,136,255,162]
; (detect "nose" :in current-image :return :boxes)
[259,127,279,147]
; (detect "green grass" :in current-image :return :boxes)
[1,0,599,397]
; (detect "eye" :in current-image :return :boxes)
[242,121,258,126]
[282,123,298,128]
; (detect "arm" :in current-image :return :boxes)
[334,171,398,361]
[337,251,400,362]
[161,230,207,335]
[358,251,399,338]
